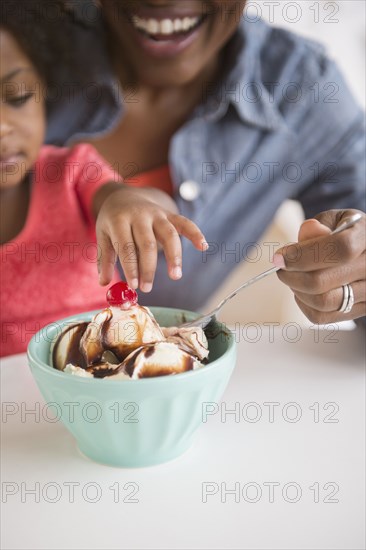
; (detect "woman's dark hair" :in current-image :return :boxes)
[0,1,82,86]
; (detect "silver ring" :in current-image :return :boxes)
[343,284,354,314]
[339,284,354,313]
[339,284,350,312]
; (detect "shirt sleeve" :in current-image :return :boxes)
[69,143,122,226]
[292,58,366,216]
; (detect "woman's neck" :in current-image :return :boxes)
[0,175,31,245]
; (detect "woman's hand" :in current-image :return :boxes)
[95,185,207,292]
[273,209,366,323]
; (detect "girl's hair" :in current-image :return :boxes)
[0,1,79,86]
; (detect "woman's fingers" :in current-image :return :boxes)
[274,212,366,272]
[277,253,366,294]
[294,295,366,324]
[153,218,183,280]
[273,210,366,324]
[292,279,366,313]
[277,252,366,294]
[297,218,331,241]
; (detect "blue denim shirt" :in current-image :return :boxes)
[46,10,366,310]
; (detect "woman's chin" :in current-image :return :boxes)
[134,61,204,88]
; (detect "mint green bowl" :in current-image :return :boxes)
[27,307,236,467]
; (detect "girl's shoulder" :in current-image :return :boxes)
[35,143,118,193]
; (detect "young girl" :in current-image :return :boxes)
[0,1,207,356]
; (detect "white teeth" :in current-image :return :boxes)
[173,18,183,32]
[132,15,200,36]
[147,18,159,34]
[161,19,174,35]
[182,17,192,31]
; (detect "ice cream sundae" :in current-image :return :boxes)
[52,282,209,379]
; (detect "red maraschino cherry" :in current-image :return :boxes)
[106,282,138,309]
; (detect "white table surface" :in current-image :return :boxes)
[1,326,365,550]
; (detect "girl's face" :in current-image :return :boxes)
[102,0,247,86]
[0,30,46,190]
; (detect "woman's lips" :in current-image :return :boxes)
[126,11,208,58]
[128,3,208,21]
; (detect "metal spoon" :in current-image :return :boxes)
[181,213,363,329]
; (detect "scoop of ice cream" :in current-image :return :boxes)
[80,305,165,365]
[52,322,89,371]
[52,324,121,372]
[77,281,165,364]
[162,326,209,361]
[121,342,203,379]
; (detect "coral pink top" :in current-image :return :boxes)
[0,144,120,357]
[124,164,173,196]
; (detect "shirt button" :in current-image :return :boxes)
[179,180,200,201]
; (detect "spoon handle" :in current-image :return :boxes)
[213,266,279,314]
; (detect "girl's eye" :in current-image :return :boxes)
[7,93,34,107]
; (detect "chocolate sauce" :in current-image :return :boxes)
[139,369,173,378]
[100,313,112,352]
[138,351,195,378]
[80,309,112,366]
[53,323,88,370]
[102,312,144,361]
[87,363,124,379]
[143,345,155,358]
[123,348,142,377]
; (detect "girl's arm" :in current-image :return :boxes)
[92,181,179,217]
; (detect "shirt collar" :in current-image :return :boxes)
[202,19,286,131]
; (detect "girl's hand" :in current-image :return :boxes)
[95,186,207,292]
[273,209,366,323]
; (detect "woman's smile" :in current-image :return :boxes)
[123,2,210,58]
[102,0,246,86]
